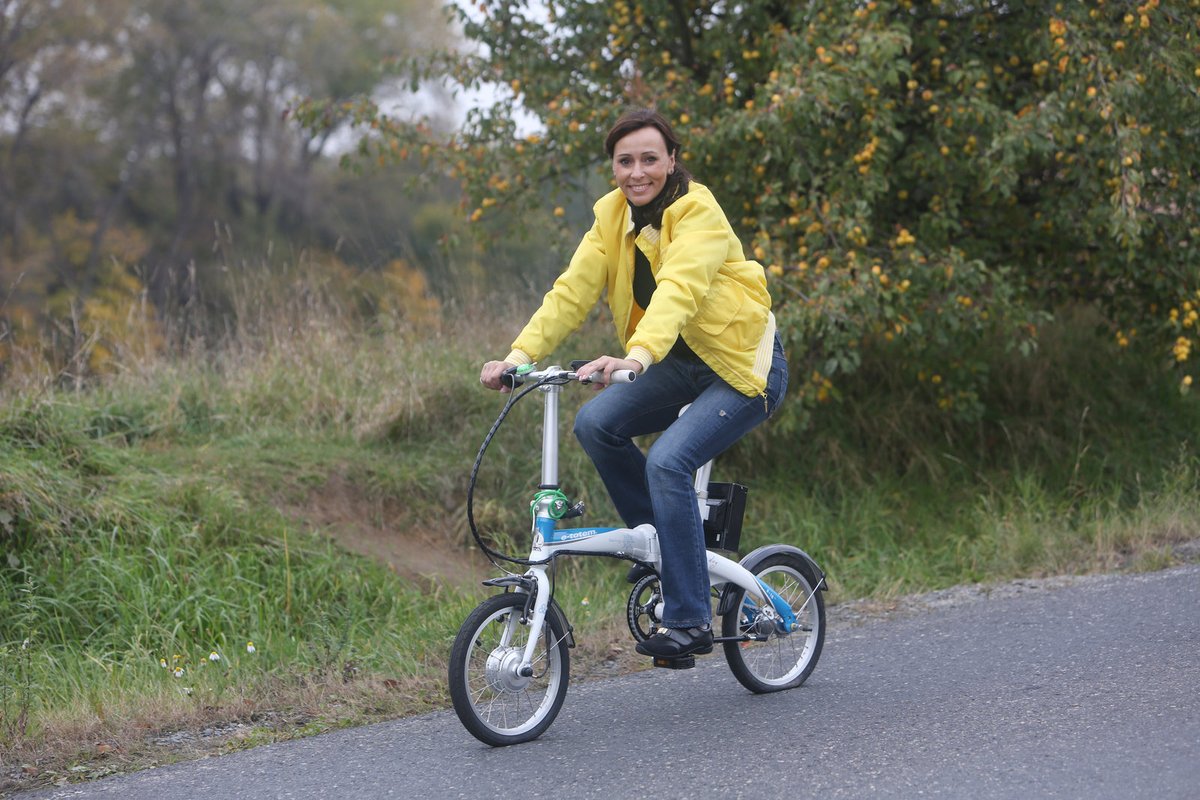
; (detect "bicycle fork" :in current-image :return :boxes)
[481,566,572,678]
[514,567,553,676]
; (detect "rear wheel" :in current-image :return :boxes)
[449,592,570,745]
[721,553,825,693]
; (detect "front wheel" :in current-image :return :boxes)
[722,553,825,693]
[449,592,570,746]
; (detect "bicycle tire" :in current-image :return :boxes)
[449,592,570,745]
[721,552,825,693]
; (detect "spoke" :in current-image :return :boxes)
[482,692,502,725]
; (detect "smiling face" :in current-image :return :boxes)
[611,126,676,207]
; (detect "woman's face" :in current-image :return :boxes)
[611,126,675,206]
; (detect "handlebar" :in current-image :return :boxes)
[500,363,637,390]
[472,359,635,567]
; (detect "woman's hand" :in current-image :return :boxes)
[575,355,643,389]
[479,360,516,393]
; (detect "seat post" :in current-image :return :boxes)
[678,403,715,518]
[694,459,714,517]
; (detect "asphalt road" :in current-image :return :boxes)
[16,563,1200,800]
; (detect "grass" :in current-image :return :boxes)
[1,294,1198,791]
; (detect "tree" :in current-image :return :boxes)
[353,0,1200,420]
[106,0,449,303]
[1,0,453,375]
[0,0,129,263]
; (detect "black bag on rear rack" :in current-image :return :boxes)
[702,482,748,552]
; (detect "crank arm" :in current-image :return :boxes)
[712,634,770,644]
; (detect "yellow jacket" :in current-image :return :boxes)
[506,182,776,397]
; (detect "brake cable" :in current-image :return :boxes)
[466,373,571,571]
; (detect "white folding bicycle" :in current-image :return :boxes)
[449,362,826,746]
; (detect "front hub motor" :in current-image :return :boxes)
[485,647,531,693]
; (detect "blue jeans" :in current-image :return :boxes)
[573,337,788,628]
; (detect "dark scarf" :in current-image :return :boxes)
[630,170,690,308]
[628,171,700,361]
[629,170,690,231]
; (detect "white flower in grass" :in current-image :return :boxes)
[209,651,221,662]
[246,641,256,654]
[160,658,168,669]
[173,667,185,678]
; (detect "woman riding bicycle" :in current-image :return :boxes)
[479,108,788,660]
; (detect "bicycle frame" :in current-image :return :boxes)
[509,366,797,676]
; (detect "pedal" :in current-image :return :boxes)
[652,654,696,670]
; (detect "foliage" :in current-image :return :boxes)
[349,0,1200,424]
[0,0,454,378]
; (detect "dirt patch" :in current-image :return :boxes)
[280,471,491,586]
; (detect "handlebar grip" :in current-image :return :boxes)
[500,366,523,390]
[568,360,637,385]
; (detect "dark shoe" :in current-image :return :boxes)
[626,562,656,584]
[635,625,713,658]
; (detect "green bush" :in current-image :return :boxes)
[339,0,1200,424]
